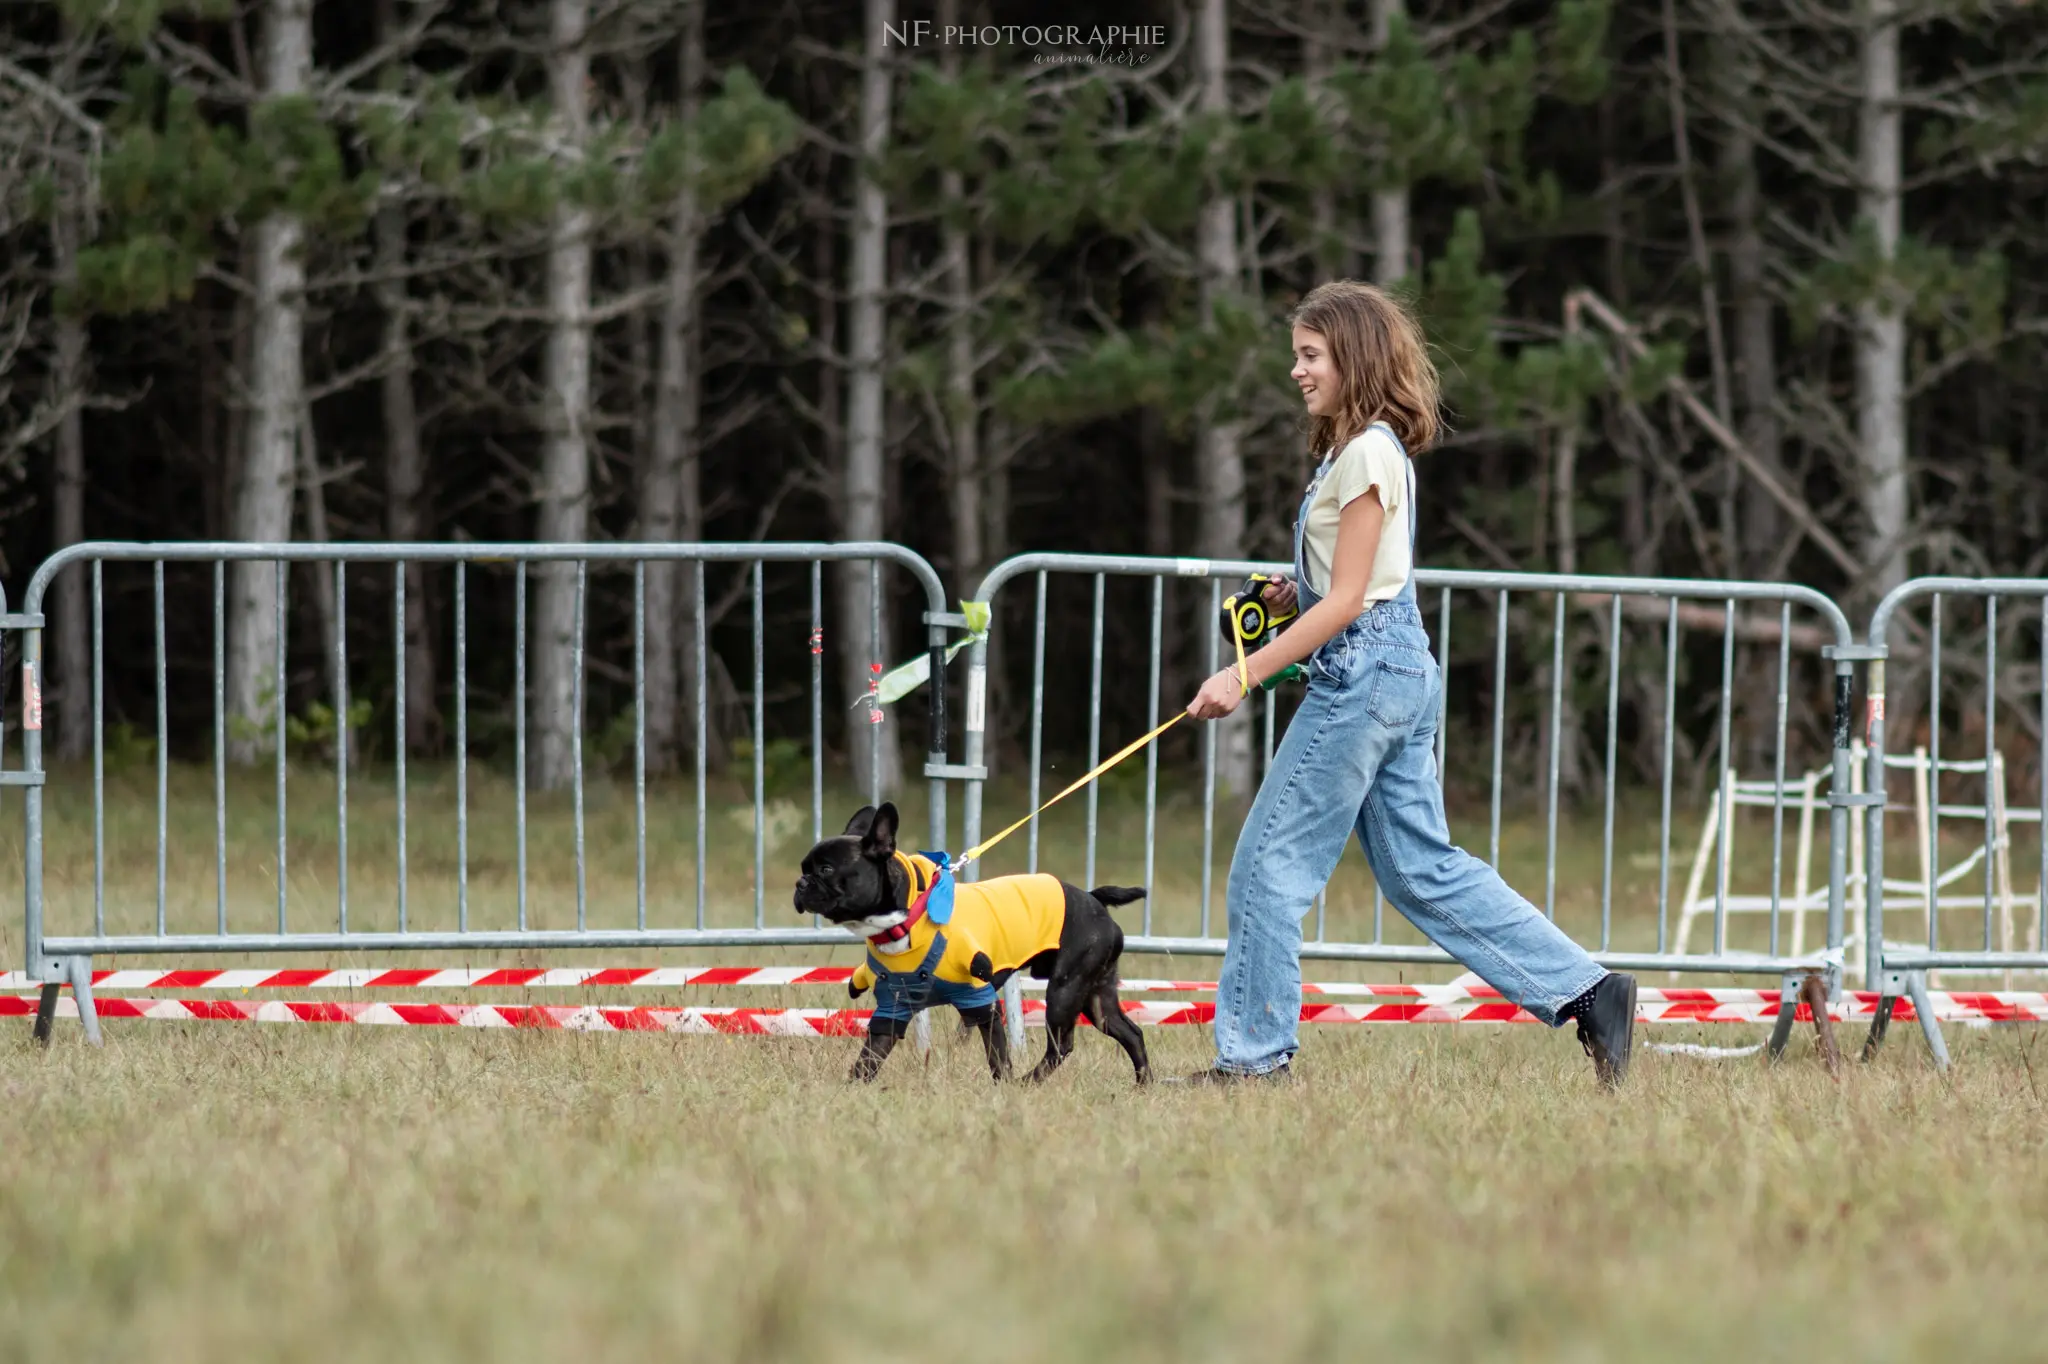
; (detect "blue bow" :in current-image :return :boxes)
[916,850,956,925]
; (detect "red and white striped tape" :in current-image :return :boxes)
[5,966,2045,1025]
[5,990,2042,1030]
[0,966,862,992]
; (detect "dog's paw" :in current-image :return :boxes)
[969,952,993,983]
[848,979,868,1001]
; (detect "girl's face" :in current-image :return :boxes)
[1290,324,1340,418]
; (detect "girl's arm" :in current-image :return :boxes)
[1187,491,1384,717]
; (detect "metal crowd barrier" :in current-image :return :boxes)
[22,541,2043,1072]
[960,554,1864,1050]
[1862,578,2048,1068]
[12,542,964,1043]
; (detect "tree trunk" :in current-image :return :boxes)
[1369,0,1409,285]
[1540,425,1586,798]
[1303,7,1354,282]
[939,0,982,591]
[50,175,89,762]
[1139,397,1186,741]
[645,0,723,776]
[838,0,903,796]
[226,0,312,765]
[370,0,434,758]
[1855,0,1908,601]
[377,202,437,754]
[297,406,356,768]
[1196,0,1254,806]
[534,0,593,792]
[1719,57,1782,578]
[982,407,1014,752]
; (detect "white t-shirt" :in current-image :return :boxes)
[1299,423,1412,609]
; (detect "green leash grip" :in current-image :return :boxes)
[1257,663,1305,692]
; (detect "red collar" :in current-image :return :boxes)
[867,853,937,947]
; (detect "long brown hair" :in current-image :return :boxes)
[1288,280,1442,458]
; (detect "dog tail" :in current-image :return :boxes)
[1090,885,1147,909]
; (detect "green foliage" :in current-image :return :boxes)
[246,95,376,231]
[359,80,473,188]
[285,699,375,763]
[1544,0,1614,106]
[642,69,802,217]
[997,297,1273,433]
[1791,220,2009,356]
[730,737,812,801]
[59,0,232,48]
[71,71,373,315]
[894,63,1030,182]
[1916,78,2048,168]
[1619,341,1686,405]
[98,719,157,774]
[1419,212,1609,430]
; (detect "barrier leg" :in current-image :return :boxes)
[1765,973,1801,1061]
[31,982,59,1046]
[1904,969,1950,1071]
[1861,993,1896,1061]
[66,956,103,1048]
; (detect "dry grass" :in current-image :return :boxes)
[4,1017,2047,1361]
[2,764,2046,1359]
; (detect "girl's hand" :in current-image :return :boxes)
[1262,577,1298,614]
[1186,667,1248,721]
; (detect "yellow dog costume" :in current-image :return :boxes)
[852,851,1068,1022]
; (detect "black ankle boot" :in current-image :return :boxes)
[1572,973,1637,1088]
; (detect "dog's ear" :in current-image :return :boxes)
[843,805,877,839]
[860,802,899,859]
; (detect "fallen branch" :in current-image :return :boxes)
[1567,289,1866,586]
[1568,592,1834,652]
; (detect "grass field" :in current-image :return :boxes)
[5,1015,2048,1360]
[3,762,2047,1360]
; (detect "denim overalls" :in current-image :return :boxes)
[1211,424,1607,1075]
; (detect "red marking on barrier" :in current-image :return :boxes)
[474,970,544,988]
[583,969,656,987]
[367,970,437,988]
[263,970,334,988]
[154,970,228,989]
[709,1010,769,1035]
[689,967,759,986]
[609,1007,666,1032]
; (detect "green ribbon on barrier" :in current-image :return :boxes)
[858,600,992,708]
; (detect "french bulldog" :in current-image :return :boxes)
[793,802,1151,1085]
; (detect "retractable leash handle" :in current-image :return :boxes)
[1220,574,1306,693]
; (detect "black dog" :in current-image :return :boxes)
[793,803,1151,1085]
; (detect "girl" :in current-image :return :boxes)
[1180,280,1636,1087]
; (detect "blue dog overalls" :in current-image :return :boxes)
[854,852,1070,1024]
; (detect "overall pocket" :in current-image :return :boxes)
[1364,655,1432,729]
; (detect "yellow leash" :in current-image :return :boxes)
[951,639,1254,873]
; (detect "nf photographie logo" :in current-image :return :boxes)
[883,22,1170,65]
